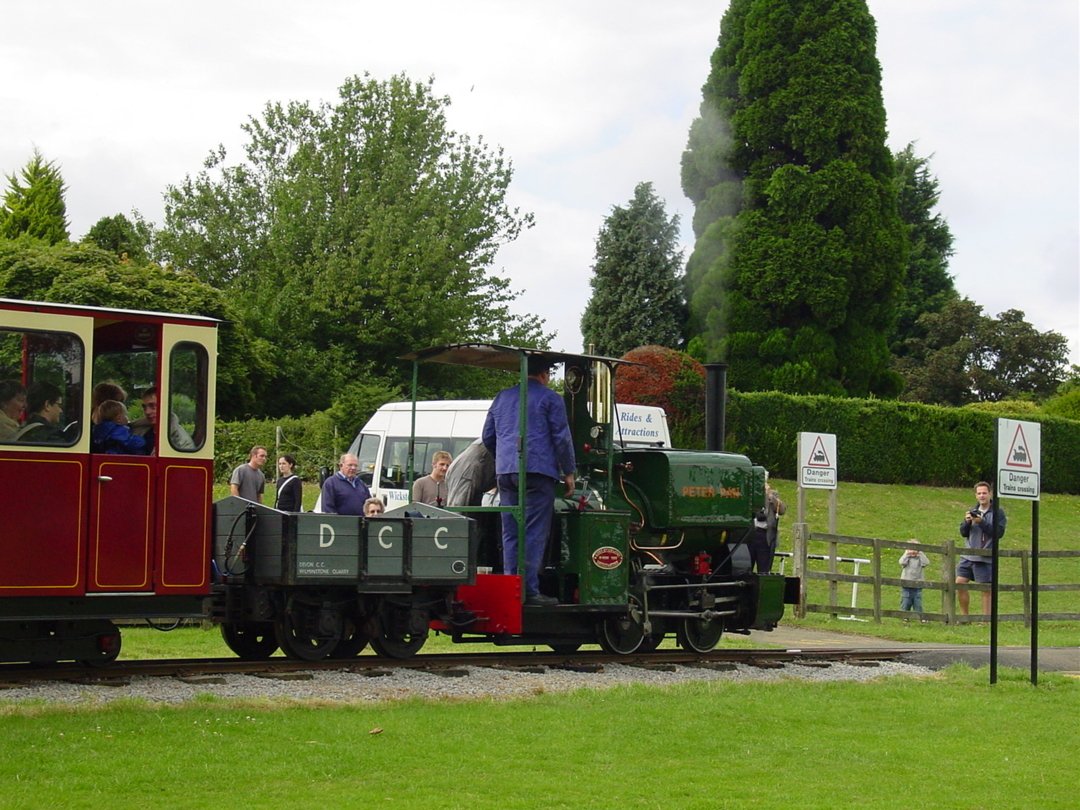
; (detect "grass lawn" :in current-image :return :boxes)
[0,667,1074,809]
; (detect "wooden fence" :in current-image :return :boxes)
[788,524,1080,625]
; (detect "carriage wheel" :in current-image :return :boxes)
[220,621,279,660]
[331,618,372,658]
[369,606,428,659]
[274,606,342,662]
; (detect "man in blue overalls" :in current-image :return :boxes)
[483,357,576,606]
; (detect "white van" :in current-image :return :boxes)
[324,399,670,511]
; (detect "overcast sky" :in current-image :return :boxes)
[3,1,1077,365]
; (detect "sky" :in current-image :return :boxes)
[2,1,1077,366]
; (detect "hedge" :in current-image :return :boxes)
[212,395,1080,494]
[723,392,1079,494]
[214,411,347,484]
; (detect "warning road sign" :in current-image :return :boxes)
[997,418,1041,500]
[799,432,837,489]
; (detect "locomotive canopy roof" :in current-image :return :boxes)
[400,342,637,373]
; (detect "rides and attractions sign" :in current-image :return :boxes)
[997,418,1041,501]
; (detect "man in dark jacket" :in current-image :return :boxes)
[957,480,1007,615]
[320,453,371,516]
[482,357,576,606]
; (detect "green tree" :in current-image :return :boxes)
[0,150,70,244]
[681,0,906,397]
[0,239,268,418]
[83,212,154,262]
[580,182,685,356]
[891,143,956,353]
[156,73,545,416]
[894,298,1070,404]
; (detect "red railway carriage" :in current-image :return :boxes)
[0,298,218,663]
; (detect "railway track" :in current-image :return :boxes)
[0,646,917,685]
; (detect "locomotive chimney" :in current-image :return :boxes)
[704,363,728,452]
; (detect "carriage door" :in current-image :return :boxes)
[153,326,215,596]
[87,323,159,592]
[86,323,215,595]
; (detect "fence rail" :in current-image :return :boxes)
[789,525,1080,625]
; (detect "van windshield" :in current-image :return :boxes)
[355,433,380,485]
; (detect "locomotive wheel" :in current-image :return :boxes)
[274,607,343,662]
[637,632,665,653]
[220,622,278,660]
[677,617,724,653]
[597,599,645,655]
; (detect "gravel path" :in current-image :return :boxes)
[0,659,934,707]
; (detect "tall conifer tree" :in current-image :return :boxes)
[681,0,905,396]
[1,149,70,245]
[581,182,685,356]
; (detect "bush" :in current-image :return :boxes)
[1043,389,1080,421]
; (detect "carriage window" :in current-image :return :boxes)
[0,328,84,446]
[168,342,208,452]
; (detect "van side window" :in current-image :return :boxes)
[0,328,83,445]
[382,436,454,487]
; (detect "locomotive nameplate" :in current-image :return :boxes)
[591,546,623,570]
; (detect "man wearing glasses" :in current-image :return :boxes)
[320,453,371,516]
[15,381,67,443]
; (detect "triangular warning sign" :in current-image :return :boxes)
[1005,423,1033,468]
[806,435,831,467]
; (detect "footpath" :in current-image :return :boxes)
[746,624,1080,675]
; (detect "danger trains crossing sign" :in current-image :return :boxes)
[798,432,837,490]
[997,418,1041,501]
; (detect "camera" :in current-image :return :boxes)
[969,509,980,518]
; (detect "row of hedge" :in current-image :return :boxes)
[724,392,1079,494]
[213,394,1079,494]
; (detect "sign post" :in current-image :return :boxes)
[995,418,1042,686]
[797,432,838,533]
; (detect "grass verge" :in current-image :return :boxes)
[0,667,1074,809]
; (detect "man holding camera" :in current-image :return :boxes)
[956,481,1007,616]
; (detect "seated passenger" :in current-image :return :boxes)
[15,381,67,443]
[0,380,27,441]
[363,497,385,517]
[91,400,147,455]
[130,386,195,451]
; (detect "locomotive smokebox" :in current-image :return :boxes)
[704,363,728,452]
